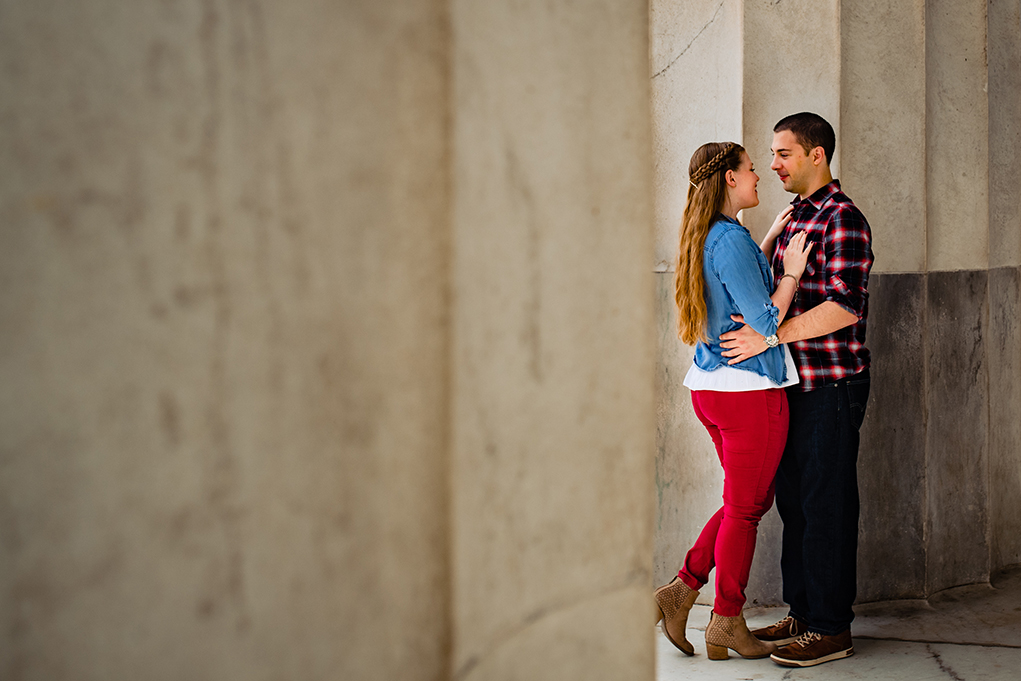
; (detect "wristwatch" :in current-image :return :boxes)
[764,334,779,348]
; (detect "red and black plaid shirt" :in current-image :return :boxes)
[771,180,874,391]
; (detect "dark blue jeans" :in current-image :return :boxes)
[776,368,870,635]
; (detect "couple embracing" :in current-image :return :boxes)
[654,112,874,668]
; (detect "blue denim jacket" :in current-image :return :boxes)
[693,215,788,384]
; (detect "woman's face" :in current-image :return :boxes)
[726,152,760,212]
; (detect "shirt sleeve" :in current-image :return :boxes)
[823,205,873,317]
[711,229,780,338]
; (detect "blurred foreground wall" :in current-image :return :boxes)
[0,2,656,680]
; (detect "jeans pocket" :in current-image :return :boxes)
[846,378,870,430]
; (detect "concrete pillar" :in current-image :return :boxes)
[988,0,1021,270]
[650,0,743,268]
[923,0,991,594]
[741,0,841,240]
[649,0,743,604]
[1,1,657,680]
[987,0,1021,573]
[841,0,927,275]
[0,2,453,680]
[841,0,929,602]
[926,0,990,272]
[450,2,656,679]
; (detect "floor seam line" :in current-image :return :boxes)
[853,634,1021,649]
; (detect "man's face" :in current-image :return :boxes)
[770,130,815,196]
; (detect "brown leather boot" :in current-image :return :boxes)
[704,611,778,660]
[654,576,699,656]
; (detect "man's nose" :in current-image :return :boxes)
[770,157,781,171]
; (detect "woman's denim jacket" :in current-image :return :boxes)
[693,215,788,384]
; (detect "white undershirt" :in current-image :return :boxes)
[683,344,800,392]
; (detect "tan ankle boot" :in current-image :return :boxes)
[654,577,699,656]
[704,611,778,660]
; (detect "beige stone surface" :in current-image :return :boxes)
[650,0,743,269]
[841,0,926,274]
[652,275,722,602]
[648,0,743,606]
[450,1,656,679]
[926,0,989,271]
[741,0,841,241]
[0,2,451,679]
[989,0,1021,269]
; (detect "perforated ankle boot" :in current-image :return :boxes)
[654,577,699,656]
[704,611,777,660]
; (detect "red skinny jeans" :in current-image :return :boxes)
[678,388,788,616]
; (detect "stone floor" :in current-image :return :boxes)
[657,566,1021,680]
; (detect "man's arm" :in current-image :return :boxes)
[723,202,871,365]
[776,301,858,344]
[719,302,858,364]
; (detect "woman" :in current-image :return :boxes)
[654,142,812,660]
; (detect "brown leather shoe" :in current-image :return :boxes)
[654,577,699,656]
[704,611,778,660]
[750,615,808,646]
[771,629,854,667]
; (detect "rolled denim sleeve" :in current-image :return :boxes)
[823,205,873,317]
[711,229,780,338]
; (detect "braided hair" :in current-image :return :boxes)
[689,142,737,186]
[675,141,746,344]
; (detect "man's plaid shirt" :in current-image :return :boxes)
[771,180,874,391]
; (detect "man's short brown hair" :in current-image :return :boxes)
[774,112,835,165]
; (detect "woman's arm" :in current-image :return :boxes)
[760,204,794,258]
[770,231,812,324]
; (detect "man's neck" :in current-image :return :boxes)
[799,171,834,201]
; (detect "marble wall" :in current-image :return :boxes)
[652,0,1021,607]
[0,1,656,680]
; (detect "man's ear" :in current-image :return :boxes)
[812,146,826,166]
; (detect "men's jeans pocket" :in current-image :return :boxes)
[845,377,870,431]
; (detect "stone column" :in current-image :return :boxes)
[1,1,658,680]
[450,2,657,679]
[841,0,929,602]
[987,0,1021,575]
[742,0,841,240]
[923,0,991,594]
[0,2,452,679]
[649,0,744,605]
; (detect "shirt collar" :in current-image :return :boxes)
[790,179,841,211]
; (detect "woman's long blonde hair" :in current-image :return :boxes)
[675,142,745,344]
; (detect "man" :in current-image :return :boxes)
[719,112,873,668]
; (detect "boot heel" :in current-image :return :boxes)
[706,643,729,660]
